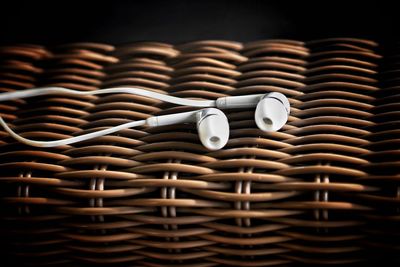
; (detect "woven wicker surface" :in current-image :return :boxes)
[0,39,398,266]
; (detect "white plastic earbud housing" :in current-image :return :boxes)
[254,92,290,132]
[196,108,229,150]
[146,108,229,150]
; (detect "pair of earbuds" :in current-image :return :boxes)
[0,87,290,150]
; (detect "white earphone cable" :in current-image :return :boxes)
[0,87,216,107]
[0,116,146,147]
[0,86,214,147]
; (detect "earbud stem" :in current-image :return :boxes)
[216,94,264,109]
[146,110,197,127]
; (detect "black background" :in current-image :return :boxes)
[0,0,398,45]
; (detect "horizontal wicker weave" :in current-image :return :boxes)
[0,39,399,266]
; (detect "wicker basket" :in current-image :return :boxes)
[0,39,399,266]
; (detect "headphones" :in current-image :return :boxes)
[0,87,290,150]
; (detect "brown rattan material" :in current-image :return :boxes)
[0,39,398,266]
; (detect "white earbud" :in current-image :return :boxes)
[254,92,290,132]
[147,108,229,150]
[216,92,290,132]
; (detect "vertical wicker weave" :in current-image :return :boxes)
[0,39,399,266]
